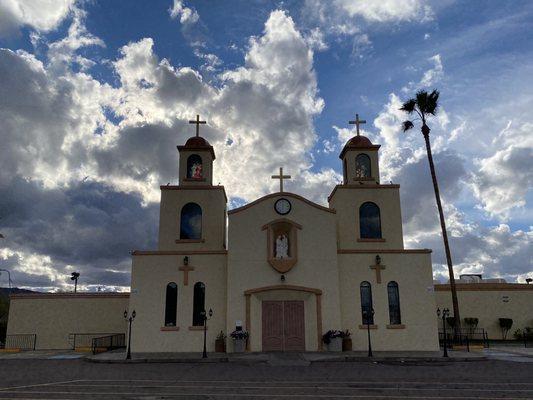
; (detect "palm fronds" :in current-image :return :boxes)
[402,120,414,132]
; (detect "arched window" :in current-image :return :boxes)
[360,281,374,325]
[387,281,401,325]
[187,154,203,179]
[355,154,371,178]
[192,282,205,326]
[180,203,202,239]
[359,202,382,239]
[164,282,178,327]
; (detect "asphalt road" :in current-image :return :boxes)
[1,358,533,399]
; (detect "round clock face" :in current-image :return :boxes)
[274,198,291,215]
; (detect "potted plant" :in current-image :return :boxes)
[230,329,249,353]
[341,330,352,351]
[215,331,226,353]
[322,330,343,352]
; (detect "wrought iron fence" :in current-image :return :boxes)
[68,333,124,350]
[438,328,490,351]
[91,333,126,355]
[5,334,36,350]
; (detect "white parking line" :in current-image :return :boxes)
[0,392,528,399]
[41,383,533,392]
[51,379,533,386]
[0,380,84,392]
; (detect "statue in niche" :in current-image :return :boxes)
[275,234,289,259]
[190,162,203,179]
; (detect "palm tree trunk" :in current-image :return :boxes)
[422,125,461,331]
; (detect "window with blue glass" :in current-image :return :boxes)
[359,202,382,239]
[180,203,202,239]
[164,282,178,327]
[192,282,206,326]
[387,281,401,325]
[360,281,374,325]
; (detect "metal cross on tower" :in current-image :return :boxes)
[271,167,291,192]
[349,113,366,136]
[189,114,206,137]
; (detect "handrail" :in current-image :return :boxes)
[91,333,126,355]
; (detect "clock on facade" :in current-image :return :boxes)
[274,198,291,215]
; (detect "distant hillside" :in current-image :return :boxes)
[0,288,38,299]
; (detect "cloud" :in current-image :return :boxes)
[302,0,433,40]
[332,0,433,23]
[0,8,333,290]
[472,121,533,220]
[371,91,532,284]
[420,54,444,87]
[0,0,75,37]
[168,0,199,25]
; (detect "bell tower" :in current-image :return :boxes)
[158,115,227,251]
[340,114,380,185]
[177,115,215,186]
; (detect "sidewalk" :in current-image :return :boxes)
[86,349,486,365]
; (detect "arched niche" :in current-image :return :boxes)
[261,218,302,273]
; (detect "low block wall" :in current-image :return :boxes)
[6,293,129,350]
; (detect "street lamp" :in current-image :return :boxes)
[437,307,450,358]
[0,269,12,289]
[201,308,213,358]
[363,308,375,357]
[124,309,136,360]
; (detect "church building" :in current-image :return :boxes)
[127,115,439,353]
[6,115,442,353]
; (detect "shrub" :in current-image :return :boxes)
[464,317,479,332]
[499,318,513,340]
[514,327,532,340]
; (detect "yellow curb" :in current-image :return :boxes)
[0,348,21,353]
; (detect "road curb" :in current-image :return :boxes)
[311,356,487,363]
[85,355,486,364]
[85,357,269,364]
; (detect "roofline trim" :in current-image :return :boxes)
[10,293,130,299]
[338,249,432,254]
[328,184,400,202]
[132,250,228,256]
[435,283,533,291]
[160,185,228,202]
[228,192,336,215]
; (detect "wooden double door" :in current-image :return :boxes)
[262,300,305,352]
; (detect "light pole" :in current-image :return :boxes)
[363,308,375,357]
[124,309,136,360]
[201,308,213,358]
[437,307,449,358]
[0,269,12,289]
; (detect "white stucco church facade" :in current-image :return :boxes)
[127,115,439,353]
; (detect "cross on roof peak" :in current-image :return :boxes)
[271,167,291,192]
[189,114,206,137]
[348,113,366,136]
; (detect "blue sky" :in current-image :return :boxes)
[0,0,531,290]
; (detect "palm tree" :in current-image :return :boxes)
[400,89,460,331]
[70,272,80,293]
